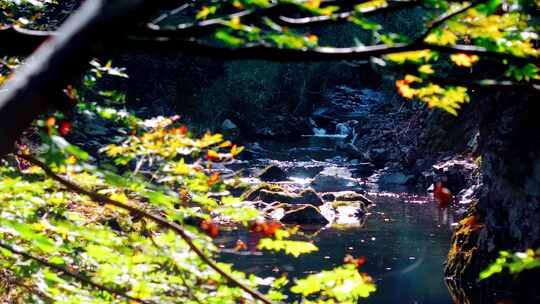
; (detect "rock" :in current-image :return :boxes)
[337,142,364,159]
[298,189,325,206]
[367,148,388,164]
[335,120,357,137]
[280,205,330,225]
[432,159,477,193]
[321,193,336,201]
[241,183,284,201]
[379,172,414,185]
[353,162,376,176]
[331,191,373,205]
[258,189,295,204]
[285,163,325,178]
[258,188,324,206]
[221,119,238,130]
[258,165,288,182]
[310,167,358,192]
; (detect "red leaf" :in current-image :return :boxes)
[59,121,72,137]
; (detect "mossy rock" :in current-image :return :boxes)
[333,191,373,205]
[322,191,373,206]
[240,183,284,201]
[258,188,324,206]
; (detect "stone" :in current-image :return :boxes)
[432,159,477,193]
[331,191,373,205]
[310,167,358,192]
[280,205,330,225]
[221,119,238,130]
[298,189,325,206]
[321,193,336,201]
[367,148,389,164]
[258,188,324,206]
[241,183,284,201]
[354,162,376,176]
[258,165,288,182]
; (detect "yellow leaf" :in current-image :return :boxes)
[306,0,321,9]
[418,64,434,74]
[355,0,387,11]
[232,1,244,9]
[110,192,129,204]
[231,17,241,28]
[67,155,77,165]
[450,53,479,67]
[395,80,416,99]
[196,6,216,20]
[386,50,435,64]
[425,29,458,45]
[404,74,422,83]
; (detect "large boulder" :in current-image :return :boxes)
[280,205,330,225]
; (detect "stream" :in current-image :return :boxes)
[216,138,458,303]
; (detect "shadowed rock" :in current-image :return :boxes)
[258,165,288,182]
[280,205,329,225]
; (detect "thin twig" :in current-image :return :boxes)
[0,241,154,304]
[18,154,275,304]
[150,3,191,25]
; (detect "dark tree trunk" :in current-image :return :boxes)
[445,90,540,302]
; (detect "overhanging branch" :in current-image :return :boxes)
[18,154,275,304]
[0,0,175,156]
[2,24,538,64]
[0,241,154,304]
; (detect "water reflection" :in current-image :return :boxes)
[218,193,456,303]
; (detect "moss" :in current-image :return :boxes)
[332,201,361,208]
[446,213,485,281]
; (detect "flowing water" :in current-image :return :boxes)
[217,139,457,303]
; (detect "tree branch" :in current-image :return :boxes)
[17,154,275,304]
[4,24,537,65]
[0,241,154,304]
[277,1,418,25]
[149,3,192,25]
[427,75,540,91]
[416,0,483,42]
[124,37,540,66]
[0,0,178,156]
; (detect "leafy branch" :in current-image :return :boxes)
[416,0,484,42]
[17,153,275,304]
[0,241,154,304]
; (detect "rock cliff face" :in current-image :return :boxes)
[445,90,540,301]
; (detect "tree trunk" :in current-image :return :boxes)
[445,90,540,302]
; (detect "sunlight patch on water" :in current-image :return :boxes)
[288,176,312,186]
